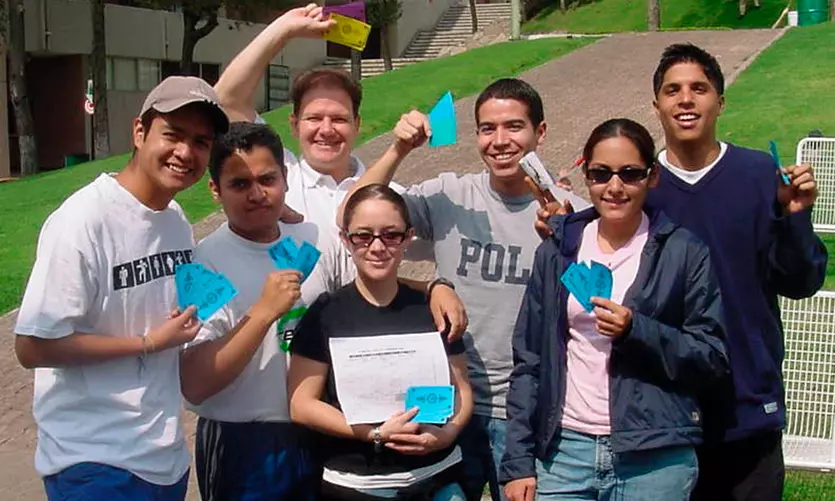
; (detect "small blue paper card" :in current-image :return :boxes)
[561,262,594,312]
[175,263,238,322]
[268,237,299,270]
[428,91,456,148]
[405,385,455,424]
[294,242,321,282]
[768,140,791,185]
[588,261,613,300]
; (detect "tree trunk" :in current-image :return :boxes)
[91,0,110,159]
[469,0,478,33]
[560,0,568,12]
[831,0,834,21]
[647,0,660,31]
[350,49,362,81]
[180,7,218,77]
[381,24,393,72]
[7,0,37,175]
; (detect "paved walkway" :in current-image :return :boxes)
[0,29,782,500]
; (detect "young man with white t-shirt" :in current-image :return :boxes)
[180,122,468,501]
[14,76,229,500]
[179,121,354,501]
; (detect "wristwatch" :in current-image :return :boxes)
[427,277,455,297]
[372,426,383,453]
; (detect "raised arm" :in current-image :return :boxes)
[336,111,432,227]
[214,3,335,122]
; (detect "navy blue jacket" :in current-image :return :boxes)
[499,208,730,483]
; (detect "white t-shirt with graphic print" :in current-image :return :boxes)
[14,173,194,485]
[186,221,356,423]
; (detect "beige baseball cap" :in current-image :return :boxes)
[139,76,229,134]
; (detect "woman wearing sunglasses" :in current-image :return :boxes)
[288,184,473,501]
[500,118,729,501]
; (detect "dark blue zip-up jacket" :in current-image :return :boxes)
[499,208,730,483]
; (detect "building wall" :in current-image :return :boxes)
[18,0,327,156]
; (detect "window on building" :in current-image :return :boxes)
[138,60,161,91]
[112,58,138,91]
[266,64,291,111]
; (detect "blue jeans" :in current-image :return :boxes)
[535,428,698,501]
[43,462,189,501]
[458,414,507,501]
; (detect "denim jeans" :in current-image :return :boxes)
[458,414,507,501]
[43,462,189,501]
[535,428,698,501]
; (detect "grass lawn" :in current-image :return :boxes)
[717,22,835,290]
[785,470,835,500]
[523,0,791,34]
[0,37,595,315]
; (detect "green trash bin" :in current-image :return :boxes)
[64,153,90,168]
[797,0,829,26]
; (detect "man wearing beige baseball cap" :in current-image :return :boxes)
[13,75,228,500]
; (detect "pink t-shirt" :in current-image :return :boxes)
[560,213,649,436]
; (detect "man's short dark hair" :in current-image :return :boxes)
[210,122,286,185]
[291,68,362,118]
[652,43,725,96]
[474,78,545,127]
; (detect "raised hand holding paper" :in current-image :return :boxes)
[769,140,792,185]
[324,13,371,52]
[520,152,592,210]
[175,263,238,322]
[405,385,455,424]
[428,91,457,147]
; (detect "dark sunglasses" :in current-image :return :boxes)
[584,167,652,184]
[346,230,409,247]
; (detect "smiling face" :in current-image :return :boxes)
[210,146,286,243]
[132,105,214,197]
[341,198,413,284]
[654,61,725,146]
[291,86,360,175]
[476,98,546,184]
[585,136,658,226]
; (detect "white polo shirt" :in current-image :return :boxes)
[284,155,369,246]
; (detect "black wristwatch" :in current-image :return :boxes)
[427,277,455,296]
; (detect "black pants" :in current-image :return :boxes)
[691,431,784,501]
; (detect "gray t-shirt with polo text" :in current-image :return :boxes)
[404,171,542,419]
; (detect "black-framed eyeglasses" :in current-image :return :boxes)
[584,167,651,184]
[346,230,409,247]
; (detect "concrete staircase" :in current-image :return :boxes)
[404,2,511,59]
[322,1,512,79]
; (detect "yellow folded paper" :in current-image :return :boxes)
[324,13,372,52]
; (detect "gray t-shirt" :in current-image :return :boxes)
[404,171,542,419]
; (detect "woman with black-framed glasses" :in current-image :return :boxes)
[288,184,473,501]
[501,119,730,501]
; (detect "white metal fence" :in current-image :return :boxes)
[781,291,835,471]
[796,137,835,233]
